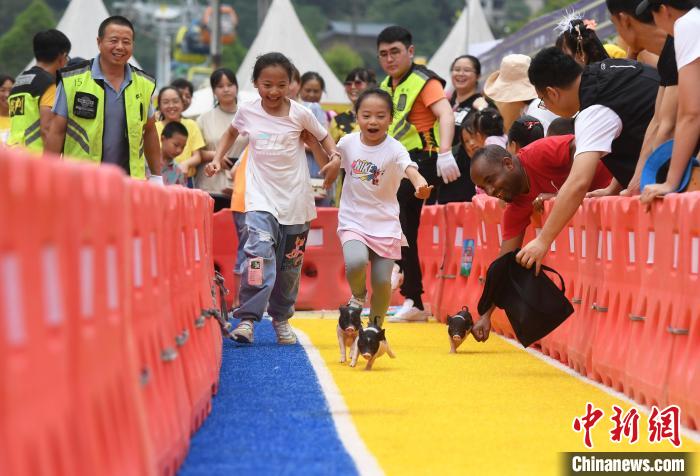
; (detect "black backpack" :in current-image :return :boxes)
[478,251,574,347]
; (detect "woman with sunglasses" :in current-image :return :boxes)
[329,68,376,142]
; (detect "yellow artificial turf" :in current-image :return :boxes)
[292,316,699,476]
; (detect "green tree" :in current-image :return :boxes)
[222,40,248,72]
[323,43,363,80]
[0,0,56,75]
[296,3,327,47]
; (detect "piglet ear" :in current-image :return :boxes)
[378,329,386,340]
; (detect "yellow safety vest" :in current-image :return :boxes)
[7,66,54,152]
[60,59,156,179]
[380,65,443,153]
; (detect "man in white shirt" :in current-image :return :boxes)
[636,0,700,203]
[515,47,658,273]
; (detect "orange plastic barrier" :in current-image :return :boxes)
[439,203,479,322]
[417,205,446,318]
[537,201,574,363]
[167,189,213,433]
[624,196,681,407]
[296,207,350,310]
[667,192,700,429]
[0,148,222,475]
[566,199,604,377]
[0,151,80,475]
[473,196,515,338]
[589,198,640,390]
[129,181,191,475]
[212,210,239,308]
[68,163,157,475]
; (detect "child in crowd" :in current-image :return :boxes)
[206,52,340,345]
[506,115,544,155]
[460,107,507,156]
[546,117,575,136]
[334,88,432,328]
[287,65,301,100]
[555,15,610,66]
[160,121,189,186]
[155,86,205,187]
[299,71,334,205]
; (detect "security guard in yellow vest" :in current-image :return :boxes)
[45,16,162,182]
[377,26,459,322]
[8,29,71,152]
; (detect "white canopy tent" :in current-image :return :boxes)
[427,0,498,80]
[52,0,141,68]
[235,0,347,104]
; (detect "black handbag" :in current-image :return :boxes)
[505,261,574,348]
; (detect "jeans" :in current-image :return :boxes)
[397,150,442,302]
[233,211,248,275]
[236,211,310,322]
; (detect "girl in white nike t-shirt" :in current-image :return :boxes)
[331,88,432,329]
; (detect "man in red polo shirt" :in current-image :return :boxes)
[468,135,612,340]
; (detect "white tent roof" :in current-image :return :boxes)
[427,0,496,80]
[55,0,141,68]
[236,0,347,104]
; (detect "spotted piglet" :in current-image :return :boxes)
[357,322,395,370]
[447,307,474,353]
[337,305,362,366]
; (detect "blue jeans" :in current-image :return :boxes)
[236,211,310,322]
[233,211,248,275]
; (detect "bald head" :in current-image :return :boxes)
[470,145,525,202]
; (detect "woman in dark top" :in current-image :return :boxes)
[437,55,492,203]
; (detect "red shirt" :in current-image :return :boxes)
[502,135,613,240]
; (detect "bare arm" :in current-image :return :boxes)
[405,166,433,198]
[623,85,679,196]
[44,114,67,155]
[516,151,601,274]
[39,107,54,145]
[206,124,240,176]
[429,98,455,153]
[641,61,700,204]
[200,149,216,162]
[143,116,162,175]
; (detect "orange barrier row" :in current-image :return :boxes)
[0,148,223,476]
[210,194,700,430]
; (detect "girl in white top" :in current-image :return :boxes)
[206,52,340,345]
[330,88,432,328]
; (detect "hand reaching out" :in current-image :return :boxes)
[414,184,434,199]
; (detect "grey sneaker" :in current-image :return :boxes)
[231,319,254,343]
[272,319,298,345]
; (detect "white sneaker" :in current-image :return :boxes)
[272,319,298,345]
[231,319,255,343]
[390,264,403,291]
[387,299,430,322]
[347,296,364,311]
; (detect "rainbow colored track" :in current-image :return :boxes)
[181,314,699,475]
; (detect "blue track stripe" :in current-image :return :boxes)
[179,319,359,476]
